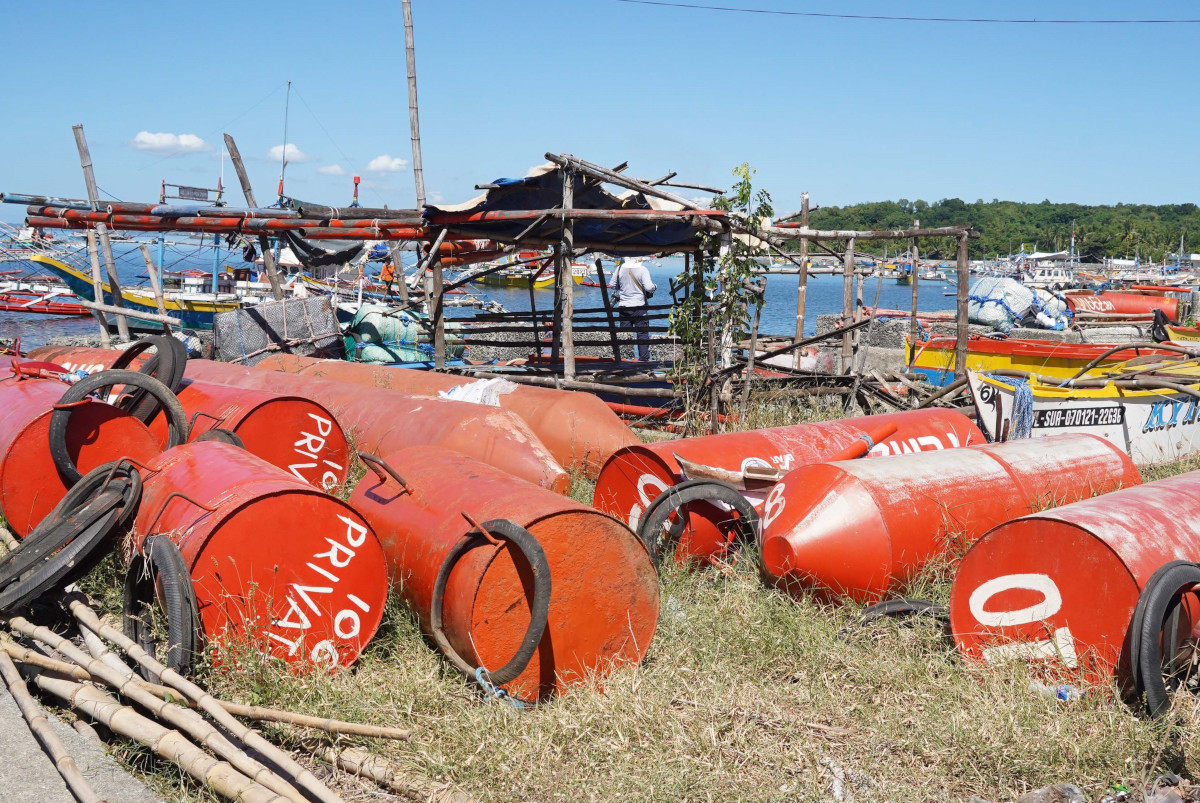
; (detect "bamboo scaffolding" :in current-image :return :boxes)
[309,742,476,803]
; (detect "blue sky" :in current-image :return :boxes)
[2,1,1197,223]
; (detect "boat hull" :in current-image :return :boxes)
[968,370,1200,466]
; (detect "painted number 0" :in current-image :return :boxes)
[967,573,1077,668]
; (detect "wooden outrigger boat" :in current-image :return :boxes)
[32,254,245,330]
[907,335,1178,387]
[968,352,1200,466]
[0,289,88,316]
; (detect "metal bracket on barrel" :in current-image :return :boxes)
[359,452,412,495]
[143,491,217,535]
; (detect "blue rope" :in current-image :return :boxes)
[985,372,1034,438]
[474,667,525,710]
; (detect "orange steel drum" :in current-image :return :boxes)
[146,378,351,490]
[593,408,984,563]
[134,442,388,668]
[254,354,638,478]
[950,471,1200,685]
[349,445,659,702]
[28,347,569,493]
[759,434,1140,602]
[1065,291,1179,319]
[0,371,160,537]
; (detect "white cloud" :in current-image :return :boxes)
[317,164,345,176]
[268,143,309,163]
[367,154,408,172]
[130,131,208,153]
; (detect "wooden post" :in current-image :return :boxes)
[386,243,410,304]
[223,134,285,300]
[138,243,167,317]
[549,245,562,366]
[841,237,856,373]
[707,319,719,434]
[908,219,920,364]
[594,258,622,362]
[560,170,576,379]
[739,285,763,422]
[402,0,426,208]
[528,271,540,356]
[432,257,445,368]
[793,191,810,369]
[955,232,970,378]
[73,124,129,341]
[85,232,110,348]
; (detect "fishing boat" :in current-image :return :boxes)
[907,334,1179,387]
[968,366,1200,466]
[32,253,250,330]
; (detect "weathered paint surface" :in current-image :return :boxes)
[593,408,985,563]
[255,354,638,479]
[951,469,1200,684]
[350,445,659,702]
[760,433,1140,602]
[0,372,160,536]
[134,442,388,668]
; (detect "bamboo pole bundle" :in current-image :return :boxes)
[7,616,310,803]
[66,599,345,803]
[308,742,477,803]
[26,671,285,803]
[0,650,103,803]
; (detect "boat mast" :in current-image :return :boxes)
[403,0,426,208]
[277,79,292,205]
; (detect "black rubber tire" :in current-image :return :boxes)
[637,479,760,569]
[48,369,190,485]
[1133,561,1200,718]
[111,336,188,424]
[0,501,122,614]
[861,598,950,625]
[430,519,551,687]
[1128,559,1196,698]
[123,535,200,680]
[194,428,245,448]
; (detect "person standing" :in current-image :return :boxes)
[612,257,657,361]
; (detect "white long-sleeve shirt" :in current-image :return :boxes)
[613,260,657,307]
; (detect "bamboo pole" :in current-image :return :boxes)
[0,650,103,803]
[793,192,810,369]
[908,219,920,364]
[387,243,410,304]
[594,258,621,362]
[739,287,764,421]
[27,672,285,803]
[73,124,130,342]
[80,300,181,327]
[955,232,970,378]
[707,319,719,434]
[138,242,168,317]
[841,238,856,372]
[550,244,562,366]
[771,224,977,241]
[310,742,476,803]
[223,134,286,300]
[427,231,448,369]
[560,170,576,379]
[8,617,309,803]
[65,599,344,803]
[403,0,426,208]
[85,231,111,348]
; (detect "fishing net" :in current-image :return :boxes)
[212,295,344,366]
[968,277,1071,333]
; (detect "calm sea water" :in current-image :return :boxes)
[0,244,957,349]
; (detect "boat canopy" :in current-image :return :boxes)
[423,163,719,254]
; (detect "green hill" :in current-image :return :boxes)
[804,199,1200,262]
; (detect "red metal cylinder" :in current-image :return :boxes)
[950,470,1200,684]
[760,434,1141,602]
[593,409,985,563]
[0,372,160,537]
[1065,291,1179,318]
[146,378,351,490]
[134,442,388,668]
[28,347,570,493]
[254,354,638,479]
[349,445,659,702]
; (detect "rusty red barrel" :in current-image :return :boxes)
[0,370,160,537]
[254,354,639,479]
[146,378,351,491]
[28,346,569,493]
[593,408,984,563]
[134,442,388,668]
[760,434,1141,602]
[950,470,1200,684]
[349,445,659,702]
